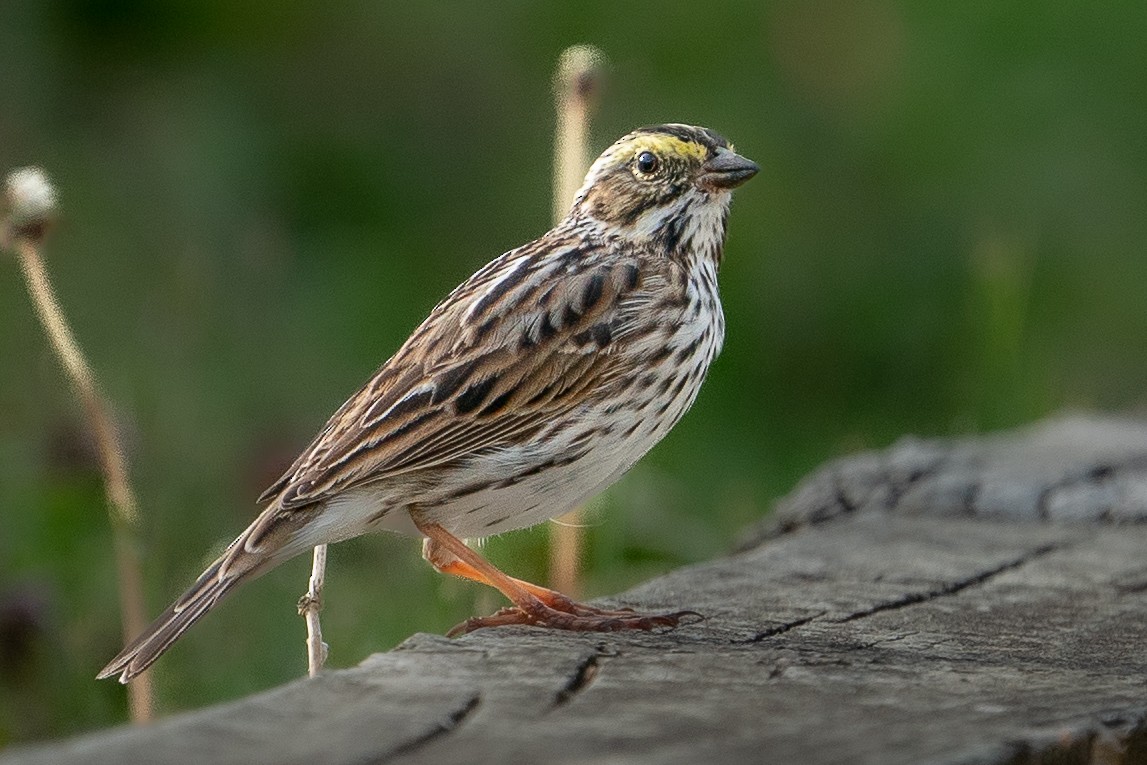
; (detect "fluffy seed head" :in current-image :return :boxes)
[554,44,607,105]
[3,167,58,244]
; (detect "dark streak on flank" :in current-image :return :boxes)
[568,429,596,448]
[616,373,637,392]
[444,481,493,503]
[366,505,392,525]
[675,341,698,364]
[492,452,588,489]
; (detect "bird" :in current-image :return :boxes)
[98,123,758,684]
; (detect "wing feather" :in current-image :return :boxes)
[260,236,658,511]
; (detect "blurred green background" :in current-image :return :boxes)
[2,0,1145,745]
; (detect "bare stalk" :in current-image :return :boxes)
[3,168,154,721]
[552,45,606,223]
[298,543,328,677]
[550,45,606,596]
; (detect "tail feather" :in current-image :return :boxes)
[97,552,252,683]
[97,507,315,684]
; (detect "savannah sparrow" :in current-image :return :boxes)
[99,123,758,683]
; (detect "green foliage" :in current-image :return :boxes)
[2,0,1145,742]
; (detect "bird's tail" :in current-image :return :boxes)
[97,507,310,684]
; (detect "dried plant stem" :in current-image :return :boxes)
[14,238,154,722]
[552,46,604,224]
[550,45,606,596]
[299,543,328,677]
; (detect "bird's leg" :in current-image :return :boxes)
[422,536,588,611]
[415,518,700,637]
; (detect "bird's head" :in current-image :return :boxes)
[570,124,758,256]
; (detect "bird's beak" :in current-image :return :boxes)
[698,148,759,190]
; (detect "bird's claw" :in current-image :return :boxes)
[446,602,702,637]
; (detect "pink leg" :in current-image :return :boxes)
[416,519,700,637]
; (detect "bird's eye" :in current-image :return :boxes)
[635,151,660,175]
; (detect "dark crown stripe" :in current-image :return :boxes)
[633,124,729,152]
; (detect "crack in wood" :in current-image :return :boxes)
[369,693,480,763]
[1112,573,1147,596]
[835,543,1060,623]
[551,652,603,709]
[736,611,827,644]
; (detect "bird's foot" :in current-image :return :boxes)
[446,598,702,637]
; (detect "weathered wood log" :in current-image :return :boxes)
[743,414,1147,547]
[3,414,1146,765]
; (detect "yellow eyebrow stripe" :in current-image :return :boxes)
[629,135,709,162]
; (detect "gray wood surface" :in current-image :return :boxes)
[4,414,1147,765]
[743,413,1147,548]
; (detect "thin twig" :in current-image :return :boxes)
[299,543,329,677]
[549,45,606,596]
[4,168,154,721]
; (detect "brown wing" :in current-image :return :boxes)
[259,234,659,512]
